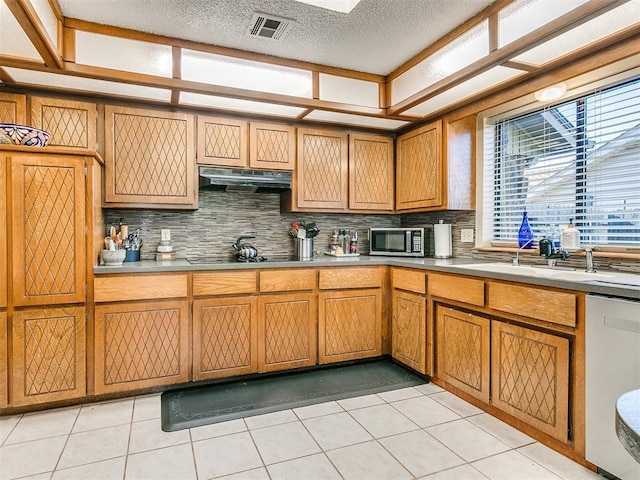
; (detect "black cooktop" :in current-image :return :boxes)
[186,255,298,264]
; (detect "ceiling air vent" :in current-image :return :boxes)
[246,13,294,41]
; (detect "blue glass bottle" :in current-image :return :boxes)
[518,209,534,248]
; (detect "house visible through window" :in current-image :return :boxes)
[484,77,640,247]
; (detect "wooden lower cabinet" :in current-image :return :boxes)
[94,300,189,394]
[391,289,426,374]
[193,296,258,380]
[318,289,382,364]
[11,306,86,406]
[0,311,6,407]
[491,321,570,443]
[436,306,490,404]
[257,293,317,372]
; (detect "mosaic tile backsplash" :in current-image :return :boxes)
[106,191,639,273]
[106,190,400,261]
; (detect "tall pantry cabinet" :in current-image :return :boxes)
[1,146,95,407]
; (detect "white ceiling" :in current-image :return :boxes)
[56,0,495,75]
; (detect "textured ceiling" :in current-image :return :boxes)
[56,0,495,75]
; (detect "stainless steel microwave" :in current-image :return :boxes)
[369,227,432,257]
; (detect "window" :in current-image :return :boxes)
[483,77,640,247]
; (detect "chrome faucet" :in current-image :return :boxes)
[538,236,571,267]
[584,246,596,273]
[544,249,571,267]
[513,237,535,266]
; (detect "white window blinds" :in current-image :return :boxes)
[484,77,640,246]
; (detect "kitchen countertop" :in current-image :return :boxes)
[94,255,640,300]
[616,389,640,464]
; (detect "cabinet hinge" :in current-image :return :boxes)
[569,343,574,362]
[85,284,88,299]
[84,165,88,176]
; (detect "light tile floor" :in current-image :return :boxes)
[0,383,603,480]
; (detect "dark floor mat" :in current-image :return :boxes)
[161,358,427,431]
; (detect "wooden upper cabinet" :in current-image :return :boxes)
[8,153,86,306]
[0,92,27,124]
[197,116,247,167]
[348,133,394,211]
[444,115,476,210]
[249,122,295,171]
[0,156,6,309]
[396,120,442,211]
[30,97,97,151]
[105,106,196,208]
[295,128,348,210]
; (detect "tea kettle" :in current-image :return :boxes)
[232,235,259,262]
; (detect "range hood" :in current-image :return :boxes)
[198,166,292,193]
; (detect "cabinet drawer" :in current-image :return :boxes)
[429,273,484,306]
[319,267,382,290]
[94,274,188,302]
[391,268,425,294]
[193,271,257,296]
[259,269,316,292]
[488,283,576,327]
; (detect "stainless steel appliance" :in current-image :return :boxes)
[586,294,640,479]
[199,166,292,192]
[369,227,432,257]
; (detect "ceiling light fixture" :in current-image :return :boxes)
[534,82,568,102]
[294,0,362,14]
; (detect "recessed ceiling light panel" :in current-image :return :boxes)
[295,0,362,14]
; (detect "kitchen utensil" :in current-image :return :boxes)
[232,235,260,262]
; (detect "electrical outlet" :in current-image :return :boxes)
[161,229,171,241]
[461,229,474,243]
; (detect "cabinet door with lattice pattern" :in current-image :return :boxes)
[296,128,348,210]
[0,155,6,308]
[396,120,442,211]
[491,321,569,442]
[257,292,317,372]
[105,106,196,208]
[392,289,426,374]
[250,122,295,171]
[11,306,86,406]
[9,154,86,306]
[197,116,247,167]
[318,289,382,364]
[436,306,490,403]
[193,296,258,380]
[0,92,26,124]
[349,134,394,211]
[94,300,189,394]
[30,97,96,150]
[0,311,6,407]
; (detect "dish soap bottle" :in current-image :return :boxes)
[518,209,534,248]
[560,219,580,251]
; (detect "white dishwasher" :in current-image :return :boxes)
[586,294,640,479]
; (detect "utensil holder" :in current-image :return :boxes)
[124,249,141,262]
[294,238,313,260]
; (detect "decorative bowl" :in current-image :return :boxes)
[101,249,126,266]
[0,123,51,147]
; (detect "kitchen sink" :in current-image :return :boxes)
[449,263,619,282]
